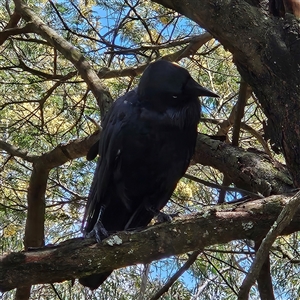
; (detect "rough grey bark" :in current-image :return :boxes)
[1,194,299,292]
[152,0,300,187]
[194,134,293,196]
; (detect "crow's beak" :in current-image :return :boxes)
[186,77,219,97]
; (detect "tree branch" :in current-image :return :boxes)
[255,241,275,300]
[238,191,300,299]
[0,140,37,162]
[1,194,300,292]
[193,134,293,196]
[150,250,201,300]
[96,32,213,79]
[0,9,22,45]
[38,130,100,169]
[232,78,250,147]
[152,0,300,186]
[202,118,272,157]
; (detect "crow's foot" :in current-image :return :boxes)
[155,211,179,223]
[86,221,109,243]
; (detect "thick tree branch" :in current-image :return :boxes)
[1,194,300,292]
[24,163,48,250]
[38,130,291,195]
[23,131,100,246]
[0,131,100,167]
[55,131,292,198]
[152,0,300,186]
[194,134,293,196]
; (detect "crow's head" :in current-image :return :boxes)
[137,60,218,103]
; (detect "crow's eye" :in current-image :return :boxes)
[172,95,178,99]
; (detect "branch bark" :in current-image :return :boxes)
[23,131,101,251]
[152,0,300,187]
[194,134,293,196]
[1,194,300,292]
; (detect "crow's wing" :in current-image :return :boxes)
[82,90,138,233]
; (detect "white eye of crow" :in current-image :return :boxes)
[172,95,178,99]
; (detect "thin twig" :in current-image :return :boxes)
[150,251,201,300]
[184,173,263,199]
[232,78,250,146]
[204,252,238,296]
[138,264,150,300]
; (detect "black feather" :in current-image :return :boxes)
[79,60,218,289]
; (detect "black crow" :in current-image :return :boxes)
[79,60,218,289]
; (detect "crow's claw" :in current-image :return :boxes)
[86,221,109,243]
[155,211,179,223]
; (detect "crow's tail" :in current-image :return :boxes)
[79,271,112,290]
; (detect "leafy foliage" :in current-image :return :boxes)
[1,0,299,299]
